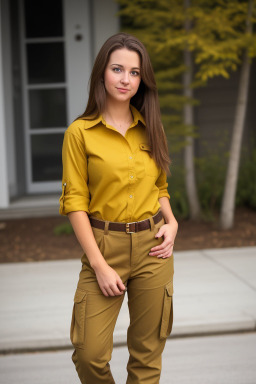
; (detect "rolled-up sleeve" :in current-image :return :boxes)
[156,169,170,200]
[59,131,90,215]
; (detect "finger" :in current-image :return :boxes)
[150,242,173,256]
[150,244,163,253]
[101,287,109,297]
[111,285,124,296]
[116,279,126,292]
[116,275,126,290]
[155,224,166,238]
[105,286,116,297]
[156,244,173,258]
[157,250,172,258]
[150,238,171,253]
[149,243,165,254]
[158,246,174,259]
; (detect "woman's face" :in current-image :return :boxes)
[104,48,141,104]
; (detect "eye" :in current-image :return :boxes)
[131,71,140,76]
[112,67,121,73]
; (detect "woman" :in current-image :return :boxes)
[59,32,178,384]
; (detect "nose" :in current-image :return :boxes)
[120,71,129,85]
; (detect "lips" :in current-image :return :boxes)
[117,88,129,92]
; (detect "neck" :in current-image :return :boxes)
[104,99,132,122]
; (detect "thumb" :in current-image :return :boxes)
[117,277,126,291]
[155,228,164,238]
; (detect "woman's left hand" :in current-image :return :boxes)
[149,221,178,259]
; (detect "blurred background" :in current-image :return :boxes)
[0,1,256,383]
[0,0,255,260]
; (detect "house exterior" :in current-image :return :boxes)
[0,0,255,219]
[0,0,119,218]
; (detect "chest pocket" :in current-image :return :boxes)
[139,143,159,177]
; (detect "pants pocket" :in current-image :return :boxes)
[70,288,87,348]
[160,281,173,340]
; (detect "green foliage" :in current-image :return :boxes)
[192,147,256,219]
[236,148,256,208]
[195,154,227,219]
[168,123,256,219]
[116,0,256,218]
[116,0,256,148]
[167,166,189,219]
[53,222,74,235]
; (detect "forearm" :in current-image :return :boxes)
[159,196,178,228]
[67,211,107,271]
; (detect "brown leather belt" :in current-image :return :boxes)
[89,210,163,234]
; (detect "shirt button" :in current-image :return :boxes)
[129,194,133,198]
[130,175,134,179]
[129,156,133,159]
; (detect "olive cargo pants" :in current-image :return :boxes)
[70,211,174,384]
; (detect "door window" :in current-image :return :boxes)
[22,0,67,191]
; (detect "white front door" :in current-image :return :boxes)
[20,0,91,193]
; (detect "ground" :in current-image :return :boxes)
[0,207,255,263]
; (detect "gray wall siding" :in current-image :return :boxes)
[2,0,17,198]
[194,60,256,158]
[91,0,120,60]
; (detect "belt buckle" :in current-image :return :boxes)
[126,221,136,234]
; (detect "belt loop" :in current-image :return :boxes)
[104,221,109,235]
[149,216,155,231]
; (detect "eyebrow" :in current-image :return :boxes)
[110,64,140,70]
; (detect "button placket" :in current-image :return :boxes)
[128,152,136,184]
[127,151,135,218]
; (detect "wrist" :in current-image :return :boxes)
[90,256,108,272]
[165,217,178,229]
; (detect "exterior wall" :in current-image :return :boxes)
[194,60,256,159]
[92,0,120,60]
[0,1,11,207]
[64,0,92,123]
[1,0,17,203]
[10,0,27,198]
[1,0,255,211]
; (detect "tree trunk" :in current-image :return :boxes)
[220,0,253,230]
[183,0,201,220]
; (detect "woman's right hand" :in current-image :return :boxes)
[67,211,126,297]
[94,262,126,297]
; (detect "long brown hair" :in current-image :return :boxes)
[77,33,171,175]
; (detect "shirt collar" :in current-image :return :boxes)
[82,105,146,129]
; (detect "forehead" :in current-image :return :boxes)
[108,48,140,67]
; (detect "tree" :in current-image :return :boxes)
[117,0,202,219]
[220,0,255,229]
[117,0,256,223]
[183,0,201,219]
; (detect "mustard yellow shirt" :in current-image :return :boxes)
[59,105,170,222]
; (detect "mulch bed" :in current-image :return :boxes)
[0,207,255,263]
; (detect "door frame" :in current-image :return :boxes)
[19,0,91,193]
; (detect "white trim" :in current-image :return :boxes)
[0,2,10,208]
[63,0,91,124]
[19,0,32,193]
[92,0,120,59]
[19,0,68,193]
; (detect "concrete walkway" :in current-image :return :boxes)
[0,247,255,353]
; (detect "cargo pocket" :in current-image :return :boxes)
[160,281,173,340]
[70,288,87,348]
